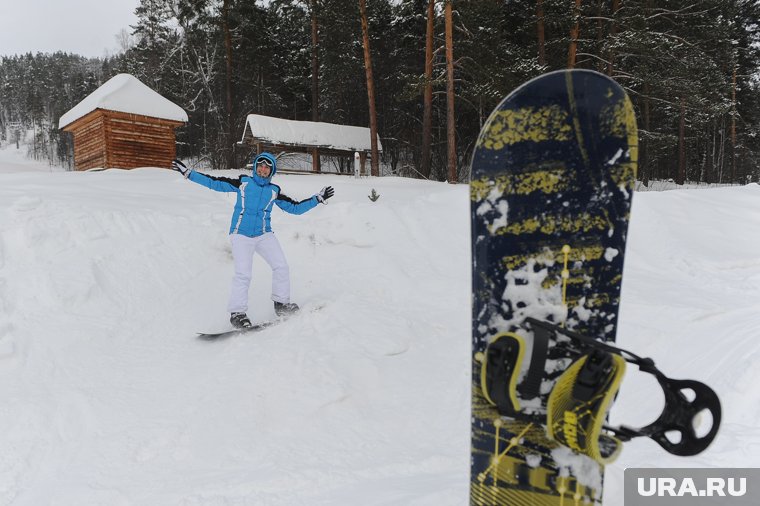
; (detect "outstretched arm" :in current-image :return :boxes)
[172,159,240,193]
[274,186,334,215]
[275,192,319,215]
[188,171,241,193]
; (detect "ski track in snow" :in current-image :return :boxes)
[1,146,759,504]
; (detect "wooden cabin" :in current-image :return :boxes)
[59,74,188,171]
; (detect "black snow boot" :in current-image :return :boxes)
[274,301,300,317]
[230,312,252,329]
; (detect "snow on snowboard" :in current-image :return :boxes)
[469,69,721,505]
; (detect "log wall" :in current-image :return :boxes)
[63,109,184,171]
[65,111,107,170]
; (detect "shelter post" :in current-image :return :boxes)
[312,147,321,173]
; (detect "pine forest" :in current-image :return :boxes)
[0,0,759,185]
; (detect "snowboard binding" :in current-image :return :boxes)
[479,317,721,463]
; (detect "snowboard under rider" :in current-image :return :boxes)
[172,154,334,329]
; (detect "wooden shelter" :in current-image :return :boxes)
[240,114,382,174]
[59,74,188,171]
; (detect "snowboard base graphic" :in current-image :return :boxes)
[469,69,637,505]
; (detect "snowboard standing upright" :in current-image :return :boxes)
[469,70,637,505]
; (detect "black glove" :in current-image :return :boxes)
[316,186,334,204]
[172,159,191,177]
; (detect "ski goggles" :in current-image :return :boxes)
[255,157,273,169]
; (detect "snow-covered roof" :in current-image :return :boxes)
[242,114,382,153]
[59,74,188,129]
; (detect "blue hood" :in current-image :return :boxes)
[252,152,277,186]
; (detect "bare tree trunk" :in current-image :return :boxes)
[421,0,435,179]
[444,0,457,183]
[717,117,726,183]
[536,0,546,67]
[311,0,321,173]
[606,0,620,76]
[731,62,737,182]
[641,0,652,182]
[595,0,604,72]
[705,121,715,183]
[641,81,651,185]
[359,0,380,177]
[311,0,320,122]
[678,97,686,185]
[567,0,582,68]
[222,0,235,169]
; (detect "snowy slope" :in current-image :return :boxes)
[606,184,760,496]
[0,146,758,505]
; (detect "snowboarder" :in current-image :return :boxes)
[172,154,334,329]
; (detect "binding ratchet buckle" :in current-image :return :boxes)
[479,317,722,463]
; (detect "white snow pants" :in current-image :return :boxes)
[227,232,290,314]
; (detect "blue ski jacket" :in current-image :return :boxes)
[186,154,319,237]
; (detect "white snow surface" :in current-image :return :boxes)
[242,114,383,153]
[1,146,759,505]
[58,74,188,129]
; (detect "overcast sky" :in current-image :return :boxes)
[0,0,140,58]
